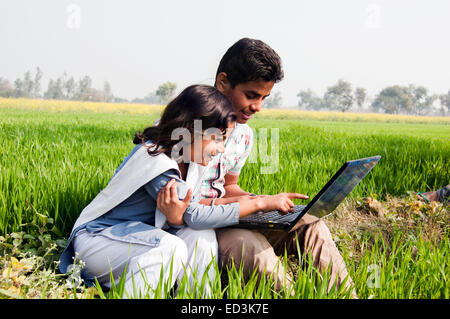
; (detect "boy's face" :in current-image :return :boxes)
[216,73,274,124]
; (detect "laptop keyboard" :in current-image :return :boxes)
[241,205,306,223]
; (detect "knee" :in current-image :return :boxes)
[190,229,218,259]
[310,220,333,239]
[217,229,272,266]
[164,235,189,267]
[301,220,336,250]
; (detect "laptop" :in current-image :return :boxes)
[225,155,381,232]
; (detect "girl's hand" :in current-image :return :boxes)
[259,193,309,214]
[156,179,192,226]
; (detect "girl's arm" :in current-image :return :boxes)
[156,179,192,226]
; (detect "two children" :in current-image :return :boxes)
[158,38,357,298]
[60,38,356,298]
[59,84,303,297]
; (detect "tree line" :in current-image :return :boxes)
[0,67,177,105]
[1,68,448,116]
[297,79,449,116]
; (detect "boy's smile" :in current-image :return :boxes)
[216,73,275,124]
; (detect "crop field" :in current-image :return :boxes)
[0,98,449,299]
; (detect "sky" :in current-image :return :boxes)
[1,0,449,107]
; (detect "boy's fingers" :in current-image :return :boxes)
[279,204,289,214]
[287,193,309,199]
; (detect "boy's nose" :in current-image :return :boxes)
[249,101,263,113]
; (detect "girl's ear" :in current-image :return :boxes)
[215,72,231,93]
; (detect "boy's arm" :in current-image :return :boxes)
[223,173,252,197]
[197,174,251,206]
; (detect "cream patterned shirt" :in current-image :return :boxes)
[200,123,254,199]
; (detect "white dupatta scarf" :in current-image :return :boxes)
[71,144,206,235]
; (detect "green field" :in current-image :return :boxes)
[0,107,449,299]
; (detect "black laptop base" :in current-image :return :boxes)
[223,205,308,230]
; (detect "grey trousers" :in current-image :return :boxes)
[73,227,217,298]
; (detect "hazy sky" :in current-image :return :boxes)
[1,0,449,106]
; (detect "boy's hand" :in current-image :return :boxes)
[156,179,192,226]
[260,193,308,214]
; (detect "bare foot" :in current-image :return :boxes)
[417,191,439,202]
[417,185,450,203]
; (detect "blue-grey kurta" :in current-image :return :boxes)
[58,143,240,284]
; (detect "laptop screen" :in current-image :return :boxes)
[305,156,380,218]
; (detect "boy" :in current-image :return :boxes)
[160,38,357,297]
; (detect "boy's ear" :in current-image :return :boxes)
[215,72,231,93]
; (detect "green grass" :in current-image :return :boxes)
[1,109,448,236]
[89,229,450,299]
[0,107,449,299]
[242,119,449,200]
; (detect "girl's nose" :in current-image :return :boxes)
[217,142,225,154]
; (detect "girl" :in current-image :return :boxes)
[59,84,301,298]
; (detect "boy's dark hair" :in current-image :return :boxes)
[133,84,236,157]
[215,38,284,88]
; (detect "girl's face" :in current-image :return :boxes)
[190,122,235,166]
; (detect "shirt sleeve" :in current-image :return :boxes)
[183,202,240,230]
[142,169,184,201]
[228,126,254,176]
[143,169,240,230]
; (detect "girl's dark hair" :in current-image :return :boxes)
[133,84,236,157]
[215,38,284,88]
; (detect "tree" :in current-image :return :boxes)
[43,79,54,99]
[63,76,76,100]
[22,71,34,98]
[75,75,93,101]
[113,96,129,103]
[3,69,123,102]
[297,89,323,110]
[103,81,113,102]
[44,78,64,100]
[439,90,450,116]
[355,87,367,110]
[156,81,177,104]
[13,78,24,98]
[323,79,354,112]
[371,85,413,114]
[81,87,104,102]
[0,77,13,97]
[406,84,437,115]
[138,91,159,104]
[9,67,42,98]
[264,91,282,108]
[33,67,42,98]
